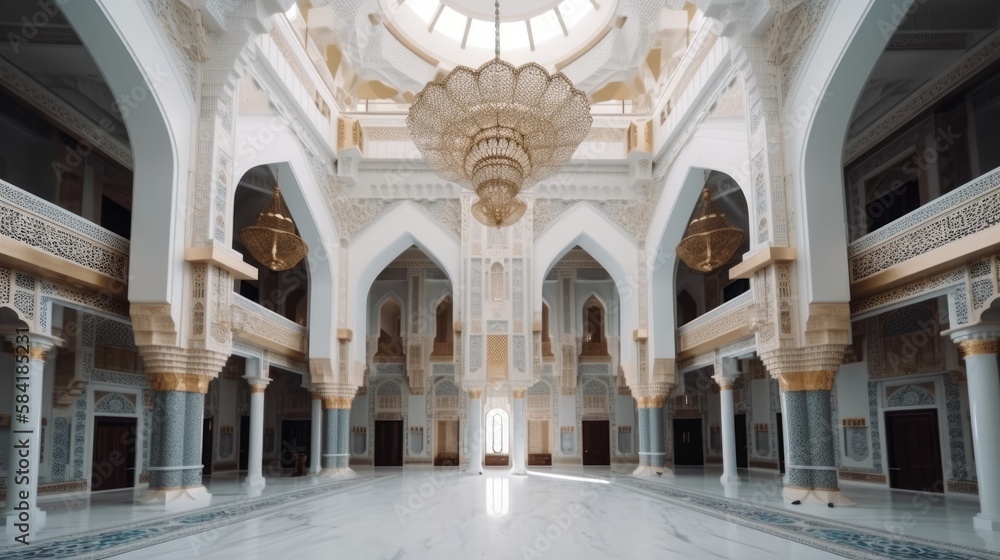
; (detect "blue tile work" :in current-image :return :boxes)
[868,381,883,474]
[0,477,380,559]
[182,392,205,487]
[72,386,88,481]
[784,390,838,489]
[621,478,1000,560]
[335,408,351,469]
[942,374,969,481]
[323,407,338,469]
[637,408,650,467]
[51,417,69,482]
[885,385,935,408]
[149,391,186,489]
[648,407,665,469]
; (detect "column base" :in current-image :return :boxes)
[242,476,267,497]
[632,465,673,477]
[319,467,357,478]
[2,508,46,538]
[138,485,212,511]
[465,465,483,475]
[974,513,1000,532]
[782,486,854,506]
[720,474,741,485]
[509,466,527,476]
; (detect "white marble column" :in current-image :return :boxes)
[779,390,791,486]
[714,358,742,486]
[951,330,1000,532]
[310,394,322,475]
[510,388,527,475]
[466,389,483,475]
[3,336,54,537]
[243,377,270,496]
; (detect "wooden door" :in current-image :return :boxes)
[673,418,704,466]
[202,418,213,475]
[280,420,312,468]
[91,417,136,491]
[776,413,785,474]
[238,415,250,471]
[582,420,610,465]
[375,420,404,466]
[886,410,943,492]
[734,414,748,469]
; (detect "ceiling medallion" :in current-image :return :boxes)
[406,0,592,228]
[240,182,309,271]
[675,186,745,273]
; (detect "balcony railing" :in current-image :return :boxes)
[232,294,307,357]
[0,180,129,285]
[847,166,1000,285]
[676,291,753,355]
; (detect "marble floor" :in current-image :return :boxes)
[2,466,999,559]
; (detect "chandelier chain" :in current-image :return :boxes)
[495,0,500,58]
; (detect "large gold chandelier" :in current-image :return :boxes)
[406,0,592,227]
[239,179,308,272]
[675,186,745,273]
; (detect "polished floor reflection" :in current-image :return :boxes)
[3,467,999,559]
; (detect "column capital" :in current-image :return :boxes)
[945,324,1000,357]
[149,372,213,393]
[244,376,271,393]
[512,387,526,399]
[714,376,738,391]
[633,382,676,408]
[773,370,835,392]
[759,344,845,380]
[312,383,358,408]
[468,389,483,399]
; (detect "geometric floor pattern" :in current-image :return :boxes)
[0,477,379,560]
[619,478,1000,560]
[2,470,998,559]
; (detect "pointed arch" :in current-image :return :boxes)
[233,119,341,366]
[349,202,460,363]
[533,202,637,381]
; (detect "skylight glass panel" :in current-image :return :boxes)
[530,11,562,44]
[434,6,468,42]
[467,18,496,50]
[499,20,530,51]
[558,0,592,29]
[405,0,439,24]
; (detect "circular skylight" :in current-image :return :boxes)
[380,0,618,71]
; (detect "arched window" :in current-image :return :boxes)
[490,262,504,301]
[541,303,554,357]
[432,296,453,356]
[485,408,509,455]
[582,297,608,356]
[375,299,404,357]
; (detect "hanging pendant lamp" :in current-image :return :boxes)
[675,186,745,273]
[406,0,592,228]
[239,180,308,272]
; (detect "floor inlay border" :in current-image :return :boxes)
[0,477,385,559]
[618,477,1000,560]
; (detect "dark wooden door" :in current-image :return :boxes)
[673,418,703,466]
[734,414,748,469]
[374,420,403,466]
[776,413,785,474]
[238,415,250,471]
[91,417,136,491]
[582,420,610,465]
[886,410,943,493]
[202,418,213,475]
[281,420,312,468]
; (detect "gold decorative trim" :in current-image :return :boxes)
[776,371,835,392]
[468,389,483,399]
[512,387,526,399]
[956,339,998,357]
[635,395,667,409]
[149,372,212,394]
[715,378,735,391]
[27,347,49,362]
[321,396,352,409]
